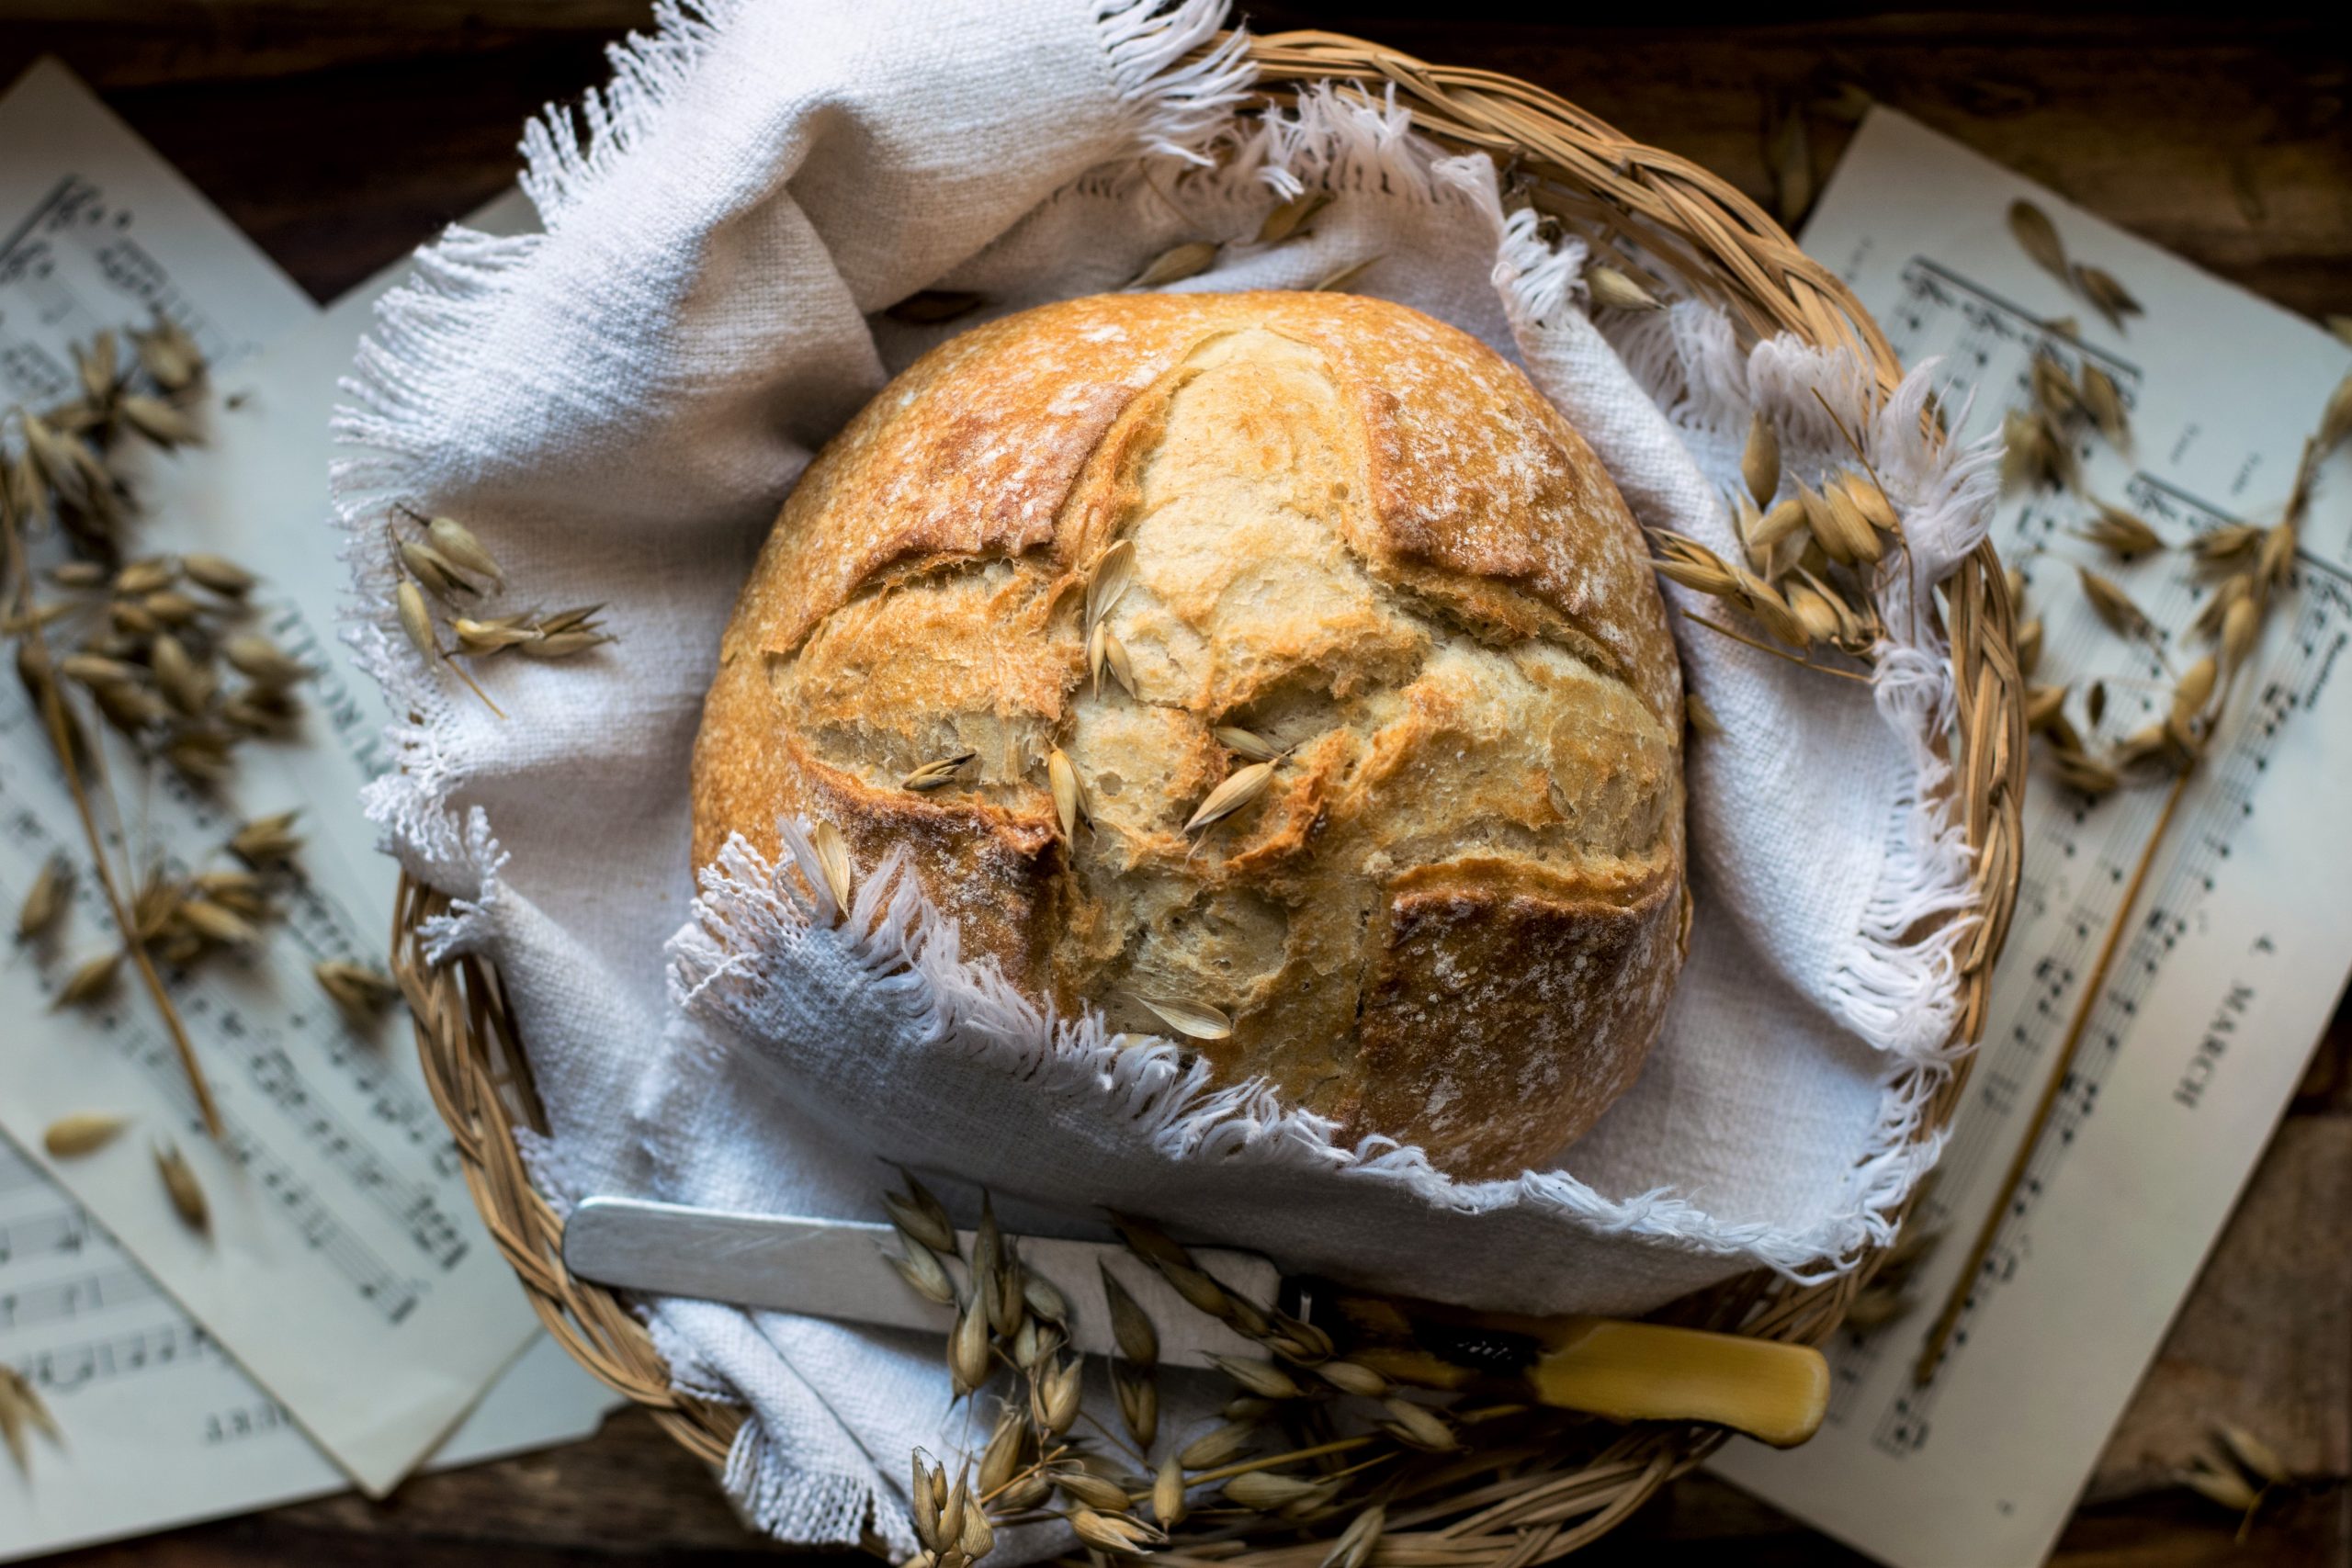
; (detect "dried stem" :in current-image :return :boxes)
[1913,761,2191,1384]
[437,645,508,719]
[2,506,222,1138]
[1683,612,1873,684]
[1181,1435,1376,1490]
[1927,378,2335,1382]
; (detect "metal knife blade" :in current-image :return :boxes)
[560,1196,1277,1370]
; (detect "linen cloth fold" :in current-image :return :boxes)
[335,0,1995,1551]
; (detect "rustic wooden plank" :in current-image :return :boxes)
[1238,8,2352,321]
[45,1410,787,1564]
[266,1410,769,1551]
[2088,1114,2352,1502]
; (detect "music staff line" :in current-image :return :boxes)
[1,171,224,407]
[1891,256,2143,389]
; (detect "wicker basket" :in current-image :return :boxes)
[393,28,2026,1562]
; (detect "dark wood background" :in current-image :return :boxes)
[3,4,2346,1563]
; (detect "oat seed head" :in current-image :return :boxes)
[17,854,70,942]
[2074,263,2143,329]
[1741,412,1781,508]
[2007,199,2069,280]
[2177,1460,2261,1514]
[396,579,436,660]
[1184,759,1276,833]
[153,1139,209,1234]
[1309,254,1382,294]
[903,750,977,793]
[1129,241,1218,290]
[1130,992,1232,1041]
[1587,264,1662,312]
[2077,566,2152,639]
[1256,190,1333,246]
[182,553,254,597]
[2080,502,2163,558]
[1085,539,1136,630]
[229,810,302,866]
[2080,365,2130,446]
[1213,725,1281,762]
[54,950,123,1009]
[1101,1261,1160,1367]
[314,959,399,1021]
[1048,751,1081,846]
[426,515,503,584]
[2215,1422,2290,1487]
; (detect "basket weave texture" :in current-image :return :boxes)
[392,28,2027,1562]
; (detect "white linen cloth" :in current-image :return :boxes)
[335,0,1996,1551]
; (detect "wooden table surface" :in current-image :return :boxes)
[4,5,2346,1563]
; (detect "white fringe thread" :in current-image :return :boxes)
[334,0,1256,964]
[675,821,1903,1273]
[1467,189,2002,1245]
[330,3,1258,1546]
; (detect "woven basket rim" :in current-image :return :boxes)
[391,26,2028,1562]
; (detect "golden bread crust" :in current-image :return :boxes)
[692,291,1685,1179]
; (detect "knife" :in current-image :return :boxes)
[562,1196,1828,1447]
[563,1195,1280,1368]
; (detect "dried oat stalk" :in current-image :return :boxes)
[2007,199,2143,331]
[886,1183,1566,1567]
[387,503,609,716]
[1,321,280,1136]
[1921,377,2337,1382]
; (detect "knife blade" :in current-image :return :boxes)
[563,1197,1827,1447]
[560,1195,1277,1370]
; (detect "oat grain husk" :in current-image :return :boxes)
[1129,242,1217,290]
[1587,265,1662,312]
[1256,190,1333,246]
[1131,993,1232,1041]
[17,854,70,941]
[2007,199,2070,281]
[44,1111,130,1157]
[153,1139,209,1234]
[902,751,976,792]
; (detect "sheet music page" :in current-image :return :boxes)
[0,57,557,1499]
[0,1137,615,1562]
[1712,107,2352,1568]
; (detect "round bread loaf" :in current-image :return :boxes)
[693,290,1687,1179]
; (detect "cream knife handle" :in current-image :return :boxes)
[1528,1321,1828,1448]
[1322,1288,1829,1448]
